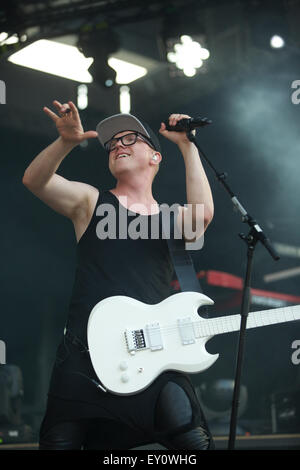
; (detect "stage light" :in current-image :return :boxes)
[119,85,131,114]
[161,9,209,79]
[247,3,289,52]
[166,35,209,78]
[7,36,147,87]
[8,39,93,82]
[270,35,285,49]
[0,32,23,45]
[0,32,8,42]
[77,84,88,110]
[108,57,147,84]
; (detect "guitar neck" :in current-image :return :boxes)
[195,305,300,338]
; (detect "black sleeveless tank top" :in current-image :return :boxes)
[65,189,174,345]
[44,190,200,436]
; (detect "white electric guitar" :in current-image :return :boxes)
[87,292,300,396]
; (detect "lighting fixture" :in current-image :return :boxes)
[166,35,209,77]
[7,39,148,86]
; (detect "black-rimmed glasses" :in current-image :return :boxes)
[105,132,154,152]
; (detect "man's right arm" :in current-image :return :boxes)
[22,137,97,221]
[22,100,99,222]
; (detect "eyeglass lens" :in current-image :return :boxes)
[107,133,138,151]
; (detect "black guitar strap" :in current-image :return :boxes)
[161,207,203,293]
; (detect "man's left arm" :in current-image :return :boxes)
[159,114,214,242]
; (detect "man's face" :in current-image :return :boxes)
[108,130,155,178]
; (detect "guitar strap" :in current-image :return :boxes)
[161,206,203,293]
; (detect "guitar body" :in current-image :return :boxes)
[87,292,218,395]
[87,291,300,395]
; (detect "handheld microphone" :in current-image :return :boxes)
[163,117,212,132]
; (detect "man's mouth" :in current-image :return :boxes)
[116,153,130,160]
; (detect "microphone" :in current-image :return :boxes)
[163,117,212,132]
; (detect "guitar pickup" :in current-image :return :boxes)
[178,317,196,345]
[145,323,163,351]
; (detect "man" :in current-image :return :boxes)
[23,100,214,450]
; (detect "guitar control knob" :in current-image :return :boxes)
[119,361,128,371]
[121,373,130,383]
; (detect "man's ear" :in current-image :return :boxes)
[152,153,162,163]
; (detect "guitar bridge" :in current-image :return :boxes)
[125,323,163,353]
[125,329,146,352]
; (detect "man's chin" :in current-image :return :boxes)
[110,167,132,179]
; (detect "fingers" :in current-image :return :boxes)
[84,130,99,140]
[53,100,75,115]
[159,113,195,142]
[159,114,190,134]
[53,100,69,113]
[53,100,66,115]
[168,113,191,127]
[44,100,79,121]
[159,122,166,133]
[43,106,59,123]
[68,101,79,118]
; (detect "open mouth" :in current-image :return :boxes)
[116,153,130,160]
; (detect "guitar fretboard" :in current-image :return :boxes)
[193,305,300,338]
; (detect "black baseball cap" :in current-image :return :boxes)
[96,113,161,153]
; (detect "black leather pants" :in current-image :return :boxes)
[39,381,214,450]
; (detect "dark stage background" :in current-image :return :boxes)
[0,0,300,444]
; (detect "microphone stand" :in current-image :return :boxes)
[185,128,280,450]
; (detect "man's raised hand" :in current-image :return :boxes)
[43,100,98,145]
[159,113,195,146]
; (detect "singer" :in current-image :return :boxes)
[22,103,214,450]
